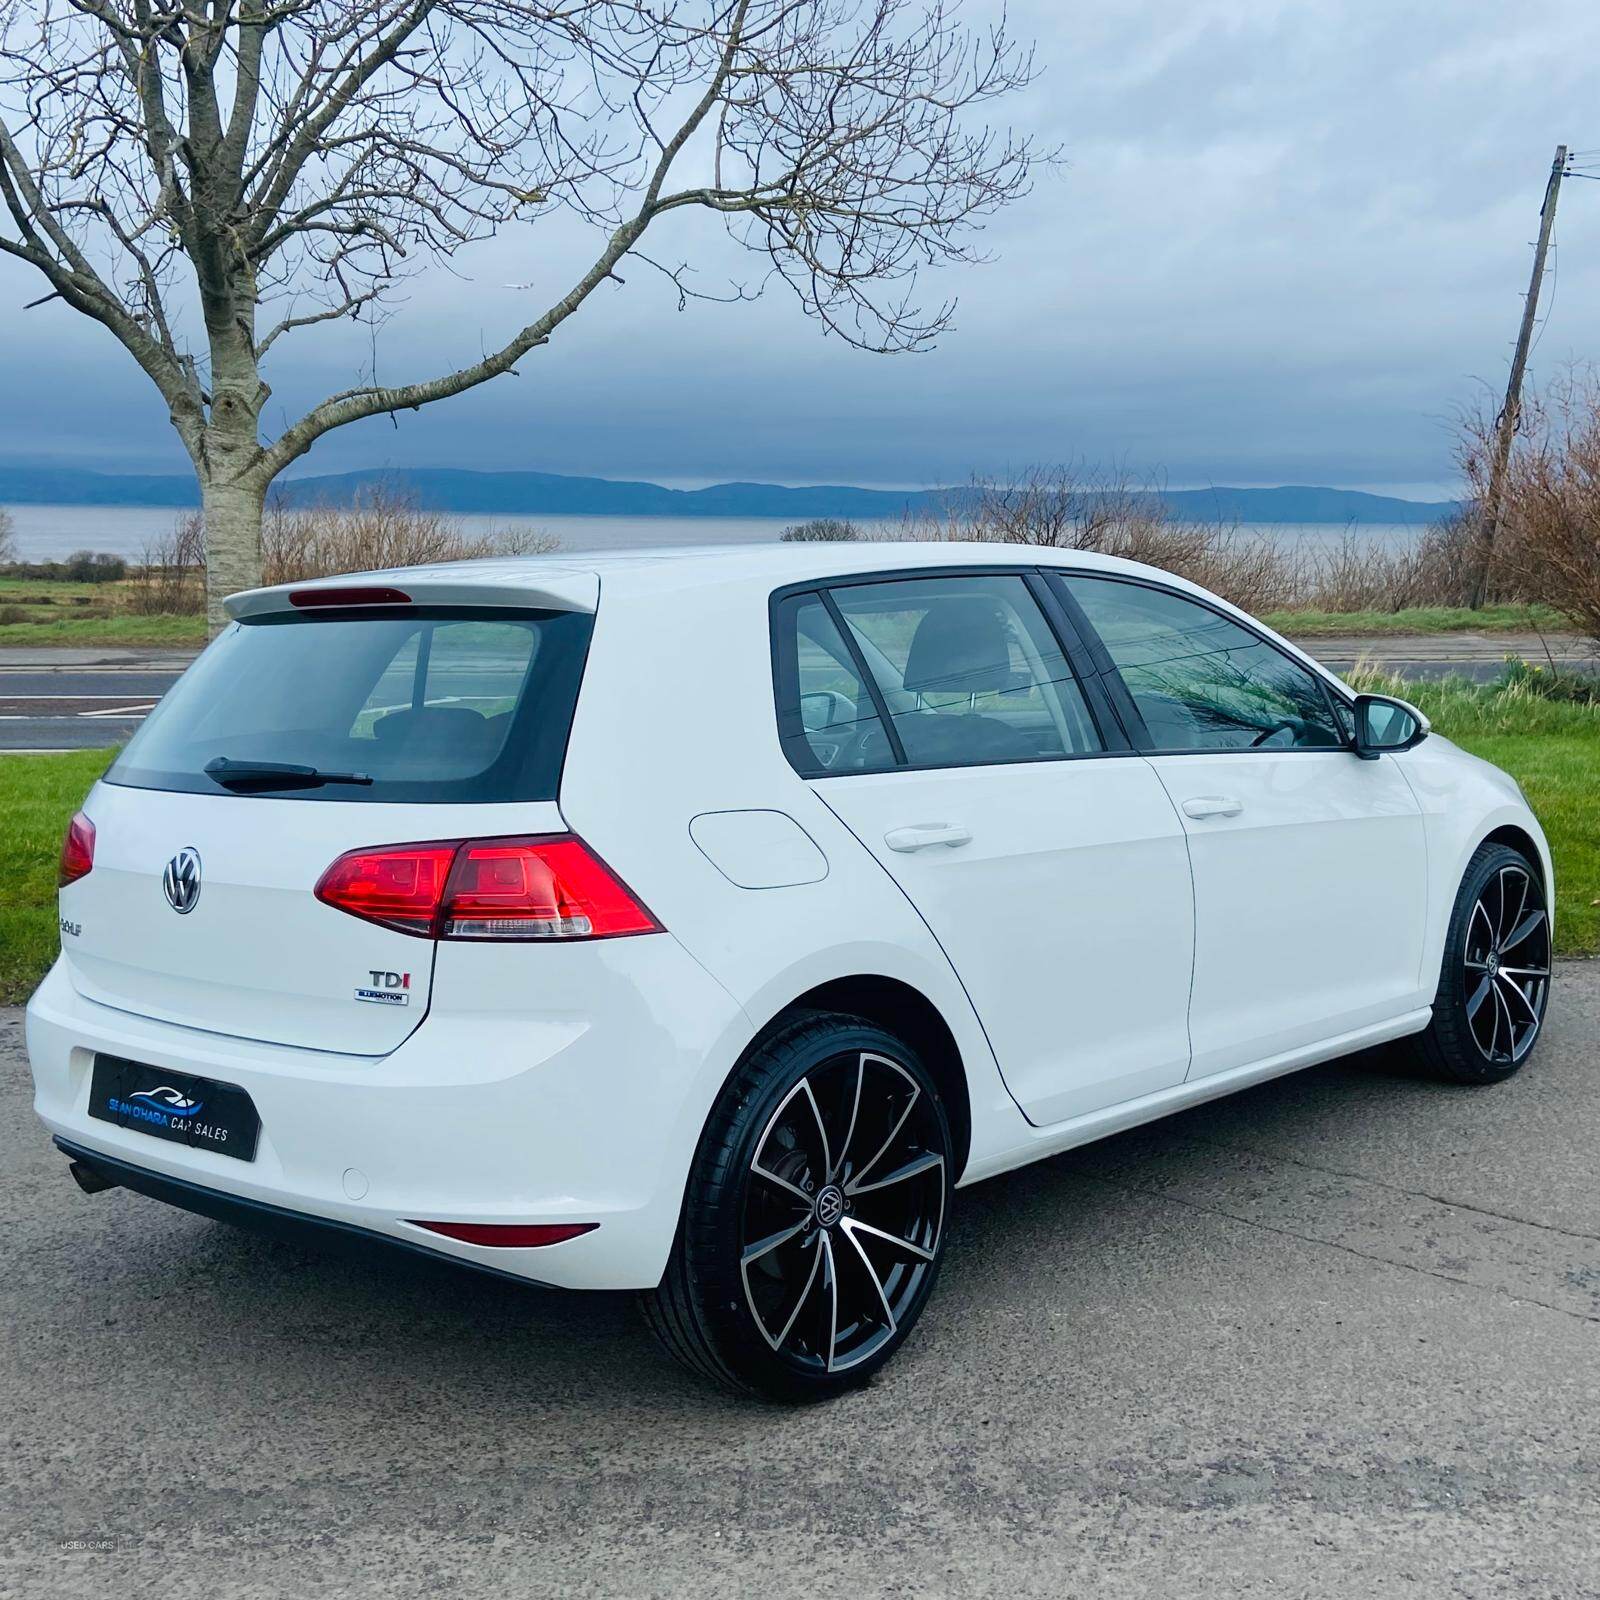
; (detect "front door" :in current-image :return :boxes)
[776,571,1196,1127]
[1058,573,1429,1078]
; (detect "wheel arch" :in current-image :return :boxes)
[757,975,973,1182]
[1480,822,1548,898]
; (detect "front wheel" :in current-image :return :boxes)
[1407,842,1552,1084]
[642,1012,952,1401]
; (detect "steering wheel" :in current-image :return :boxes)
[1249,721,1298,748]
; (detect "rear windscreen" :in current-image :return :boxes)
[106,607,593,803]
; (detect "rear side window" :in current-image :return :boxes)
[830,575,1103,767]
[107,608,592,802]
[1061,576,1343,752]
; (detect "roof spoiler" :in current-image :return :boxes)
[223,568,599,620]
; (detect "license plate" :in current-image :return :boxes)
[88,1055,261,1162]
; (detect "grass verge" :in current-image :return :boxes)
[0,612,204,648]
[0,748,116,1004]
[1265,603,1568,637]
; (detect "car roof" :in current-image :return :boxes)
[260,539,1167,599]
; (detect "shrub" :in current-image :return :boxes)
[128,513,206,615]
[61,550,128,582]
[781,518,859,542]
[262,490,559,583]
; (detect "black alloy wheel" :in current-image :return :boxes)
[642,1013,953,1400]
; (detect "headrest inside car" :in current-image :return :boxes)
[901,598,1016,695]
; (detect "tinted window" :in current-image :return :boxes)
[778,596,897,775]
[107,608,592,802]
[1062,576,1342,752]
[829,575,1102,767]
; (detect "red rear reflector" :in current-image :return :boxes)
[58,810,95,887]
[289,585,411,608]
[314,834,659,940]
[409,1220,598,1248]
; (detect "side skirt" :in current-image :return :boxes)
[958,1008,1432,1188]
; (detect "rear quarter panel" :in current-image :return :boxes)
[555,569,1031,1185]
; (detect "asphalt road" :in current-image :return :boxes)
[4,967,1598,1598]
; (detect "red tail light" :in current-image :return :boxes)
[314,835,659,941]
[58,811,95,887]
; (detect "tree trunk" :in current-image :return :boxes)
[200,466,266,638]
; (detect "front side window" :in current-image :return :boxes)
[1061,576,1343,752]
[108,608,592,802]
[828,574,1103,767]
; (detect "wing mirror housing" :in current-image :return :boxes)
[1352,693,1429,760]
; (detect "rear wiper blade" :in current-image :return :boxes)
[203,756,374,791]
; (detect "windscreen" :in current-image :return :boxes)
[106,607,592,803]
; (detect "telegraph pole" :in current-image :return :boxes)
[1472,143,1568,607]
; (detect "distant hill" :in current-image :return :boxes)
[0,465,1460,525]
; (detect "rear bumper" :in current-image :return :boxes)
[26,943,753,1290]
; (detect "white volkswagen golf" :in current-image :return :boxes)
[29,543,1554,1399]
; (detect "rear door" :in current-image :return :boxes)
[1056,573,1428,1079]
[61,605,591,1053]
[775,570,1196,1128]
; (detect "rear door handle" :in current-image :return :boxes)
[884,823,973,852]
[1182,795,1244,820]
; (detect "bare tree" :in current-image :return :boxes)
[0,1,1044,631]
[0,504,15,564]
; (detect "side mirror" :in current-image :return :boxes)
[1352,693,1428,760]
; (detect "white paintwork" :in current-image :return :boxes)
[26,540,1553,1292]
[688,810,829,888]
[1147,749,1430,1079]
[817,759,1196,1125]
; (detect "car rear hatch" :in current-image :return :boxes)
[59,566,597,1054]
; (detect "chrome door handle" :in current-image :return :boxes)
[1182,795,1244,820]
[884,823,973,852]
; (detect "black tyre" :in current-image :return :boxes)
[641,1012,952,1401]
[1407,842,1552,1084]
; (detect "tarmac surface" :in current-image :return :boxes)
[4,965,1598,1598]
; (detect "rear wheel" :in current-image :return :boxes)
[642,1012,952,1401]
[1408,843,1552,1084]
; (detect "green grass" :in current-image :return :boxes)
[1266,603,1567,637]
[0,612,204,647]
[0,749,116,1004]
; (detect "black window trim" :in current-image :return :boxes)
[768,563,1131,779]
[1048,569,1358,758]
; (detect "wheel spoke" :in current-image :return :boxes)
[1496,868,1528,948]
[1465,973,1492,1022]
[1500,909,1547,953]
[839,1221,897,1331]
[842,1214,935,1263]
[742,1217,809,1266]
[1499,964,1550,978]
[1497,973,1540,1024]
[1468,898,1494,955]
[831,1054,867,1183]
[800,1077,834,1183]
[848,1149,944,1198]
[821,1231,840,1372]
[751,1160,812,1209]
[1490,981,1515,1060]
[846,1087,921,1192]
[747,1232,824,1353]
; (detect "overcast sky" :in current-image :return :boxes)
[3,0,1599,498]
